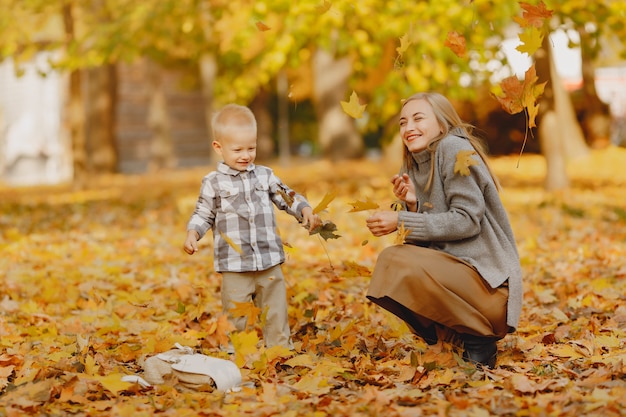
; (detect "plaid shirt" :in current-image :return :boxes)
[187,162,310,272]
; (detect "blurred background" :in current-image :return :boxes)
[0,0,624,189]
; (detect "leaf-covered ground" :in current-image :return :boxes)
[1,148,625,416]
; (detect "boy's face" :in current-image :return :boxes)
[212,127,257,171]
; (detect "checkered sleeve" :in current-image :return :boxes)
[187,174,218,240]
[267,170,311,221]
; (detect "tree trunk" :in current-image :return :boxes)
[146,61,175,171]
[311,48,363,160]
[276,70,289,166]
[250,88,275,162]
[85,65,118,173]
[535,35,589,191]
[577,26,612,148]
[63,4,87,188]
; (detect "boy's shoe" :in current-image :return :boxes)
[220,342,235,354]
[461,335,498,369]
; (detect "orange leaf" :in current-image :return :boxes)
[444,31,466,58]
[228,300,261,328]
[454,150,479,176]
[256,21,271,31]
[515,1,553,29]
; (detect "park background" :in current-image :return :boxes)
[1,1,626,416]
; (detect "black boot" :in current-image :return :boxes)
[461,335,498,369]
[408,323,438,345]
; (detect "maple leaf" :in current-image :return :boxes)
[444,31,466,58]
[347,199,379,212]
[396,33,411,57]
[516,27,544,56]
[340,91,367,119]
[316,0,331,14]
[515,1,553,29]
[309,220,341,240]
[491,64,546,129]
[228,300,261,328]
[255,21,271,31]
[206,314,234,347]
[312,190,337,214]
[220,231,243,254]
[230,331,260,367]
[454,150,479,176]
[394,221,410,245]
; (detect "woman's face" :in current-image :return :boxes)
[399,98,443,153]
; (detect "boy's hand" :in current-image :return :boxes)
[301,206,321,232]
[183,230,200,254]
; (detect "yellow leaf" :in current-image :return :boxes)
[394,221,410,245]
[312,190,337,214]
[396,33,411,57]
[347,199,379,212]
[340,91,367,119]
[454,150,479,176]
[284,354,315,368]
[230,331,260,367]
[316,0,331,14]
[220,231,243,254]
[516,26,544,56]
[91,373,133,396]
[265,345,295,363]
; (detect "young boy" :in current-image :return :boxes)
[183,103,320,350]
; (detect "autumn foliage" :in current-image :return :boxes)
[1,148,625,415]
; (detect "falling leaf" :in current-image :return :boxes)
[220,231,243,254]
[454,150,479,176]
[516,27,544,56]
[514,1,553,29]
[228,300,261,328]
[256,21,271,31]
[347,199,379,212]
[313,190,337,214]
[340,91,367,119]
[444,31,466,58]
[491,64,546,128]
[396,33,411,57]
[316,0,331,14]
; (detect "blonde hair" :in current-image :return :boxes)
[212,104,257,142]
[400,92,500,191]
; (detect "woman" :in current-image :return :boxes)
[366,92,522,368]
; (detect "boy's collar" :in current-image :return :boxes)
[217,161,256,175]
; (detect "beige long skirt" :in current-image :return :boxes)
[367,244,509,339]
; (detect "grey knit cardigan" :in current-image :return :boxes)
[397,133,523,331]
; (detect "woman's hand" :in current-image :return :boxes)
[366,211,399,237]
[392,174,417,211]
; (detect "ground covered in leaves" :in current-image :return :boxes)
[1,148,625,416]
